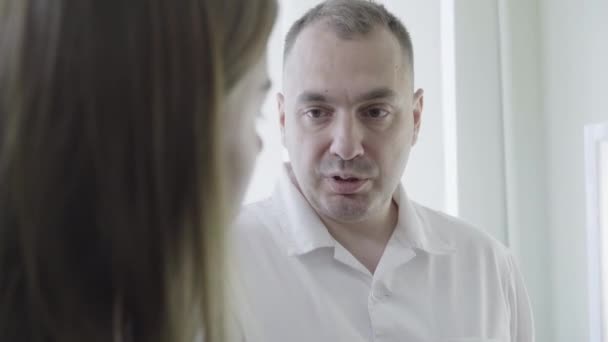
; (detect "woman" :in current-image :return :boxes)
[0,0,276,341]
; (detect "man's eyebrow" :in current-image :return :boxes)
[296,91,328,103]
[354,87,397,102]
[295,87,397,104]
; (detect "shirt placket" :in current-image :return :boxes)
[367,241,416,342]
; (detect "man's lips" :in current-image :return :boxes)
[324,175,369,194]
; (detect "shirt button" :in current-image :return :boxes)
[372,285,390,299]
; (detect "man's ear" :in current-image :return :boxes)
[412,88,424,145]
[278,92,286,146]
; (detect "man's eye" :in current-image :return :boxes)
[305,109,328,118]
[365,108,390,119]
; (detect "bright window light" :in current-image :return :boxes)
[440,0,459,216]
[601,141,608,341]
[585,122,608,342]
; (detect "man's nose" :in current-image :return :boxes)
[328,113,364,160]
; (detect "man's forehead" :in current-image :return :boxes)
[283,24,409,94]
[284,72,409,105]
[286,21,407,63]
[294,86,399,105]
[290,24,397,60]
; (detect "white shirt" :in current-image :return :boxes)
[229,167,535,342]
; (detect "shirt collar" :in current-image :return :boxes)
[273,164,454,256]
[390,186,455,255]
[274,165,335,256]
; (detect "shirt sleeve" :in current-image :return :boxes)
[506,253,535,342]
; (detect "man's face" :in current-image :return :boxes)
[279,22,423,224]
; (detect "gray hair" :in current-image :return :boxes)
[283,0,414,71]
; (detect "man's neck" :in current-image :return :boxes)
[285,165,398,273]
[322,199,398,274]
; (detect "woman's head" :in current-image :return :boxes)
[0,0,276,341]
[222,50,271,215]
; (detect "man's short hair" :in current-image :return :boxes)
[283,0,414,72]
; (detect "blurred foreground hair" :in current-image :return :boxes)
[0,0,276,341]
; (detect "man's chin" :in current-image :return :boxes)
[319,196,371,223]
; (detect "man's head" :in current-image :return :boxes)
[279,0,423,224]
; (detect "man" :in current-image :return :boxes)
[230,1,534,341]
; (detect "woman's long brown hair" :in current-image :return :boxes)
[0,0,276,341]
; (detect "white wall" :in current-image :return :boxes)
[245,0,449,214]
[540,0,608,341]
[453,0,508,243]
[499,0,553,341]
[494,0,608,340]
[452,2,554,341]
